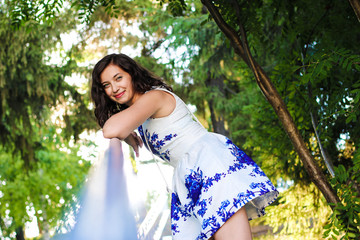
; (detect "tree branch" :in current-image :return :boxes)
[201,0,341,208]
[231,0,272,97]
[307,81,335,177]
[348,0,360,22]
[201,0,248,63]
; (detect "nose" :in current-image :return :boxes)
[111,83,119,93]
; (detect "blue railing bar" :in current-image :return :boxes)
[68,138,138,240]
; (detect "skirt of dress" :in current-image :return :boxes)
[170,133,278,240]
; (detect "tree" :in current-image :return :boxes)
[155,0,360,237]
[6,0,360,238]
[0,1,96,238]
[0,126,92,239]
[194,0,360,237]
[349,0,360,21]
[78,1,360,236]
[3,1,178,237]
[197,0,339,208]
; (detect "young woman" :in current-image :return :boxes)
[91,53,278,240]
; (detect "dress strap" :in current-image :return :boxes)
[147,141,171,193]
[140,125,172,193]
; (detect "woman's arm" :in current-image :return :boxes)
[102,90,175,140]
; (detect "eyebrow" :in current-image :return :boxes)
[101,72,121,84]
[113,73,120,79]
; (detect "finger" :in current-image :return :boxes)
[136,135,144,147]
[133,145,139,157]
[132,133,141,146]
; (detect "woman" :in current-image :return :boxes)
[91,53,278,240]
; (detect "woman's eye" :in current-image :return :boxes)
[103,84,110,88]
[116,76,122,81]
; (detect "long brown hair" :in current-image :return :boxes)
[91,53,172,127]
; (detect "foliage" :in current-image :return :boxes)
[75,0,360,238]
[154,0,360,238]
[323,146,360,239]
[258,183,331,239]
[1,1,97,238]
[0,124,91,237]
[0,1,96,150]
[8,0,65,27]
[8,0,118,27]
[4,0,360,238]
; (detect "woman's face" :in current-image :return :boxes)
[100,64,140,106]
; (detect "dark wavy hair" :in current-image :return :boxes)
[91,53,172,127]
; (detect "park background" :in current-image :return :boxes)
[0,0,359,239]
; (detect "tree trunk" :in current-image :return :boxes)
[201,0,340,208]
[348,0,360,22]
[206,74,229,136]
[15,226,25,240]
[208,98,228,136]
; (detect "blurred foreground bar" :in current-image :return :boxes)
[69,138,137,240]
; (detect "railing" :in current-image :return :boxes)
[67,138,170,240]
[69,138,138,239]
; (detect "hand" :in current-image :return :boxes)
[124,132,143,157]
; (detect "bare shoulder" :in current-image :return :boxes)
[144,88,174,98]
[139,89,175,104]
[142,89,176,118]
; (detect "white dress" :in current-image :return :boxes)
[137,88,278,240]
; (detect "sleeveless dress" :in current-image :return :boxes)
[137,88,278,240]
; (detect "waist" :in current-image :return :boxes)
[157,127,207,167]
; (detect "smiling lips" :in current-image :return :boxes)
[114,91,125,99]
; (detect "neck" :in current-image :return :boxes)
[126,92,143,106]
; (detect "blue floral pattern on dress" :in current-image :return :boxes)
[138,125,178,161]
[170,137,277,240]
[185,168,203,204]
[139,121,277,240]
[135,90,278,240]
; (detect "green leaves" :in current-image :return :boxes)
[71,0,119,23]
[1,2,97,237]
[0,133,91,236]
[263,183,331,239]
[324,151,360,239]
[5,0,360,238]
[8,0,65,28]
[8,0,123,28]
[159,0,187,16]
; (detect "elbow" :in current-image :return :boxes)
[102,128,113,139]
[102,124,114,139]
[102,125,127,140]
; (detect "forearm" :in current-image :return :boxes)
[102,113,137,140]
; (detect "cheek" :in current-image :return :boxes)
[104,88,113,97]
